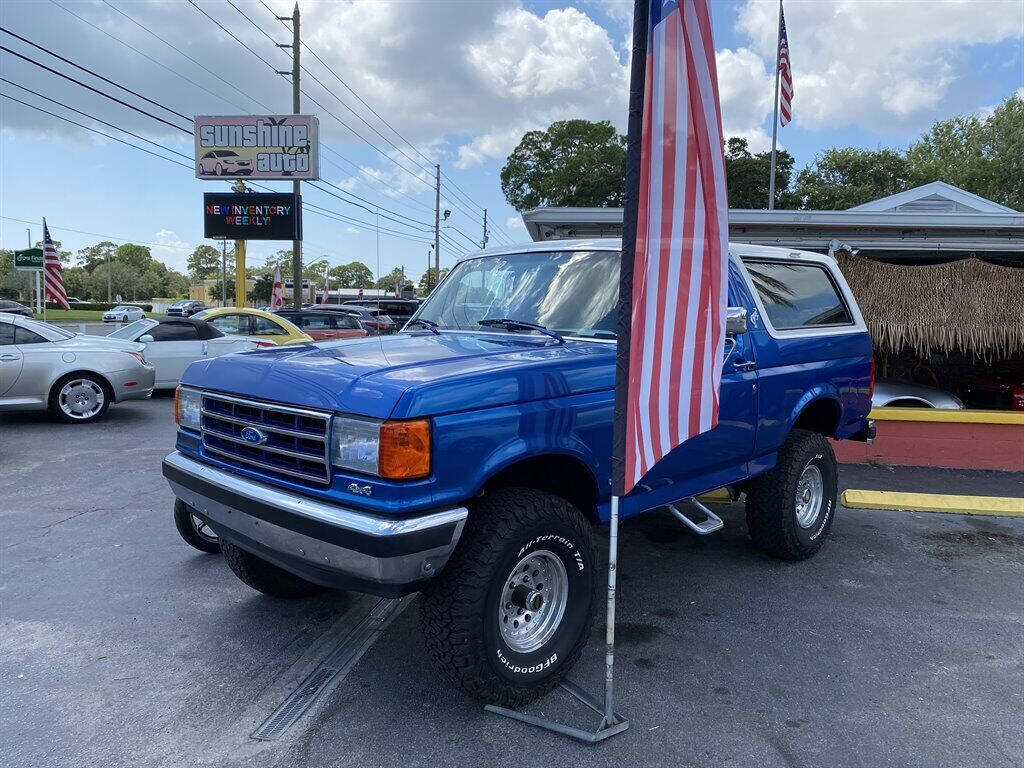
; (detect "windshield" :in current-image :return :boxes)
[414,250,619,339]
[108,319,156,339]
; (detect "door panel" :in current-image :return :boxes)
[0,324,23,396]
[149,340,205,386]
[624,260,758,515]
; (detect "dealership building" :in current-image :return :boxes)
[522,182,1024,471]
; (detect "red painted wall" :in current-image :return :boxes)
[833,420,1024,472]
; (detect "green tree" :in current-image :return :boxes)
[77,241,117,273]
[62,266,90,300]
[113,243,152,271]
[187,244,223,280]
[418,266,449,292]
[500,119,627,212]
[329,261,374,288]
[375,267,407,292]
[793,147,911,209]
[724,138,797,209]
[33,239,71,263]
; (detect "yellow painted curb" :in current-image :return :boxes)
[841,489,1024,517]
[696,487,732,503]
[869,407,1024,426]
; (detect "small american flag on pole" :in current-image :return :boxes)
[777,3,793,126]
[614,0,730,496]
[42,219,70,310]
[270,264,284,310]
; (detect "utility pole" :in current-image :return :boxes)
[426,245,433,295]
[277,3,302,308]
[433,164,441,292]
[221,240,227,306]
[28,228,40,315]
[106,247,112,303]
[482,208,489,249]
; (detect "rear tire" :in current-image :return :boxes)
[173,499,221,554]
[421,488,597,708]
[745,429,838,561]
[48,372,111,424]
[221,540,325,598]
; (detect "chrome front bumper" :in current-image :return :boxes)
[162,451,468,596]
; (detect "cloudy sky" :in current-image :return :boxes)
[1,0,1022,279]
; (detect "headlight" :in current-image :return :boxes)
[332,416,431,480]
[174,386,202,431]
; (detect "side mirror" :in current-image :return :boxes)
[139,334,155,343]
[725,306,747,336]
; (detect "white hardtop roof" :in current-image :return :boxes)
[847,181,1016,213]
[459,238,824,262]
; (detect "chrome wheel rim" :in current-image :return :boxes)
[795,464,824,528]
[191,514,218,544]
[498,550,568,654]
[58,379,105,420]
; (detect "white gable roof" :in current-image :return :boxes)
[848,181,1016,213]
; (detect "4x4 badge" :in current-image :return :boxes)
[348,483,372,497]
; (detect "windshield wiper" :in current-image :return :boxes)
[478,318,564,344]
[405,317,439,334]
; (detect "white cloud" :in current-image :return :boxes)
[505,216,526,231]
[735,0,1024,131]
[345,226,360,234]
[151,229,191,272]
[715,47,775,150]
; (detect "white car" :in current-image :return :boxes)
[106,317,263,389]
[103,305,145,323]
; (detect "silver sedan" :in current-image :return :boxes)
[0,314,155,423]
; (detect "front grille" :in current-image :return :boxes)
[200,392,331,485]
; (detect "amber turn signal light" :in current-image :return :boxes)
[378,419,430,480]
[173,385,181,425]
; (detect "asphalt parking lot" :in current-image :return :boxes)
[2,397,1022,768]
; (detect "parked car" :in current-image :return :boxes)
[103,305,145,323]
[163,239,873,706]
[872,380,964,409]
[166,300,207,318]
[196,149,252,176]
[315,304,395,335]
[341,298,420,325]
[0,313,154,423]
[106,317,265,390]
[191,307,313,346]
[273,309,369,341]
[958,367,1024,411]
[0,300,33,318]
[66,297,83,304]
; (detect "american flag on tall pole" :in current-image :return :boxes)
[321,275,330,305]
[270,264,284,310]
[777,3,793,126]
[614,0,730,496]
[42,219,70,310]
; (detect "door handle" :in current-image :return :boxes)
[733,360,756,372]
[0,354,19,361]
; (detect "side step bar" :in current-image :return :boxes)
[668,498,724,536]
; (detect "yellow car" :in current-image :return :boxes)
[191,307,313,346]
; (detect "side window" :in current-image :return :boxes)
[0,324,15,345]
[149,323,200,341]
[208,314,248,335]
[251,316,287,336]
[744,261,853,330]
[14,327,48,345]
[339,315,359,330]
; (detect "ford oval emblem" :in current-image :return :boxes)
[240,426,267,445]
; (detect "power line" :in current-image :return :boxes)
[50,0,257,115]
[0,26,192,123]
[308,182,433,234]
[0,43,193,135]
[0,78,193,161]
[0,92,193,169]
[100,0,275,113]
[314,178,433,229]
[1,215,193,250]
[186,0,280,74]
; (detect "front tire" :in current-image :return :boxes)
[173,499,220,554]
[745,428,838,560]
[221,540,325,598]
[421,488,597,708]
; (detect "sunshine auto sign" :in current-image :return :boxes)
[194,115,320,180]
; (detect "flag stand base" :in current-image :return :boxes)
[484,681,629,744]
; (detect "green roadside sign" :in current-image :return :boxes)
[14,248,44,271]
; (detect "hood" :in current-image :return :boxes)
[59,334,145,353]
[181,332,614,419]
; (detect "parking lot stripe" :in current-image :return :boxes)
[842,489,1024,517]
[251,596,410,741]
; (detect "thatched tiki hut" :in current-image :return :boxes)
[836,254,1024,361]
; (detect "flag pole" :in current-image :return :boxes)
[767,0,783,210]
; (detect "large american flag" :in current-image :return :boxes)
[615,0,729,495]
[778,3,793,127]
[270,264,284,309]
[42,219,70,310]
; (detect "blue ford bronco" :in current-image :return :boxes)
[164,239,874,706]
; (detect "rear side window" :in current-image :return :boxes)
[744,261,853,329]
[0,324,14,345]
[251,316,287,336]
[208,314,249,335]
[14,326,47,345]
[149,323,200,341]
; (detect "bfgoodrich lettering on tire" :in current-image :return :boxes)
[745,428,838,561]
[421,488,596,708]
